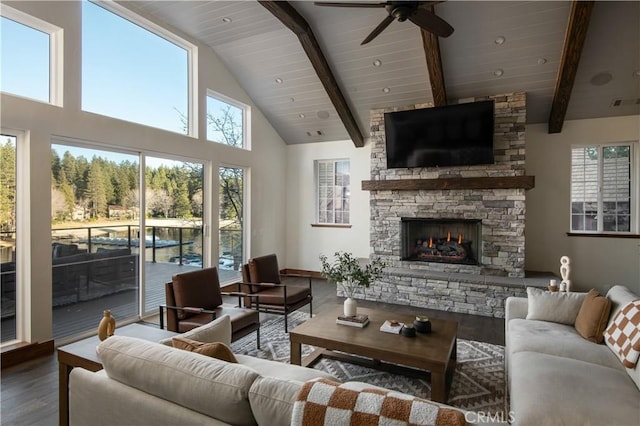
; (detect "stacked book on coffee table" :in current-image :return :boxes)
[336,314,369,328]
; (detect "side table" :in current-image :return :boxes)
[57,323,177,426]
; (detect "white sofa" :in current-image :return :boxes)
[68,315,475,426]
[505,285,640,426]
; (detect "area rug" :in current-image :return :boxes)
[231,311,507,416]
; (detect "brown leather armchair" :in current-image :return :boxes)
[160,267,260,347]
[238,254,312,332]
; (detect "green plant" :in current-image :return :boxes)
[319,251,386,298]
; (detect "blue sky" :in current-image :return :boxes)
[1,1,188,134]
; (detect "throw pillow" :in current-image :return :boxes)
[604,299,640,368]
[526,286,586,325]
[291,378,465,426]
[574,289,612,343]
[159,314,232,347]
[172,336,238,363]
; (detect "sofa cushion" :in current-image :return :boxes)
[574,289,612,343]
[172,337,238,363]
[605,286,640,390]
[507,318,623,370]
[248,376,305,426]
[525,287,586,325]
[159,314,232,347]
[97,335,259,425]
[604,299,640,368]
[510,351,640,426]
[235,354,337,382]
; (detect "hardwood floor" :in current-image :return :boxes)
[0,278,504,426]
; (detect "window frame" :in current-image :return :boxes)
[82,1,198,137]
[569,142,638,235]
[0,5,63,106]
[206,90,251,150]
[314,159,351,226]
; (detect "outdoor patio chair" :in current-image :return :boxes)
[160,266,260,347]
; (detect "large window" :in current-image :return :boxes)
[219,166,245,281]
[82,1,194,135]
[571,144,635,233]
[207,91,249,149]
[316,160,350,225]
[1,135,17,343]
[0,7,61,104]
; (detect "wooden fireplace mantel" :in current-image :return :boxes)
[361,176,535,191]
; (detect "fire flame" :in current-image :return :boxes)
[428,237,433,248]
[458,233,462,244]
[447,231,451,242]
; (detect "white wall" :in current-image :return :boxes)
[526,115,640,294]
[1,1,287,343]
[285,140,371,271]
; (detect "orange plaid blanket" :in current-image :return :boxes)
[291,378,466,426]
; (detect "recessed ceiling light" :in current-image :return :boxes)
[317,110,330,119]
[289,97,295,102]
[373,59,382,67]
[494,36,506,45]
[382,87,391,93]
[537,58,547,65]
[222,17,232,23]
[298,113,305,118]
[493,69,504,77]
[633,70,640,78]
[590,72,613,86]
[275,78,283,84]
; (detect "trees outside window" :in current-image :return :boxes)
[1,135,17,343]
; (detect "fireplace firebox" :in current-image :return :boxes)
[401,218,481,265]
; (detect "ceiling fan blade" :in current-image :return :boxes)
[408,8,454,37]
[361,14,395,45]
[314,2,387,8]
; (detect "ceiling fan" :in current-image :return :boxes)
[314,1,454,45]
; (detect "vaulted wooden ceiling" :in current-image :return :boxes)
[129,1,640,146]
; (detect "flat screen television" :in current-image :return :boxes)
[384,100,495,168]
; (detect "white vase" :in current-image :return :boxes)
[344,297,357,317]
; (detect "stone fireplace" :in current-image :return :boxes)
[358,92,543,318]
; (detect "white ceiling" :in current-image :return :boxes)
[127,1,640,145]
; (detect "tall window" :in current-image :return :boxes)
[1,134,17,342]
[82,1,194,135]
[207,91,248,149]
[571,144,634,233]
[0,7,61,104]
[51,144,140,340]
[219,166,245,281]
[316,160,350,224]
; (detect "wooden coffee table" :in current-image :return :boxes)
[289,305,458,403]
[57,323,177,426]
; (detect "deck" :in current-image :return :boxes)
[1,262,241,343]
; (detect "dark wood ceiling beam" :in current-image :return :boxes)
[548,1,594,134]
[258,1,365,147]
[420,6,447,106]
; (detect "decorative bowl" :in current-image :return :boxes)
[413,316,432,333]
